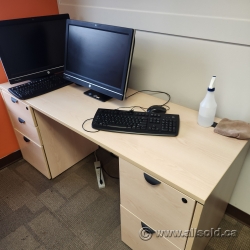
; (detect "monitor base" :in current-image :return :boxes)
[84,90,112,102]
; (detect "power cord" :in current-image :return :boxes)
[101,165,119,180]
[94,150,105,188]
[94,150,103,184]
[94,150,119,180]
[125,89,171,110]
[116,106,147,112]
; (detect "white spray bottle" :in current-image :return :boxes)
[198,76,217,127]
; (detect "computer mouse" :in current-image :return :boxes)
[147,105,166,114]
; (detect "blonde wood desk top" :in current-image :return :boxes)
[1,82,248,204]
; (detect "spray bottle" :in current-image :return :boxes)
[198,76,217,127]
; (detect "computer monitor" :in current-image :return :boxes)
[63,19,135,102]
[0,14,70,84]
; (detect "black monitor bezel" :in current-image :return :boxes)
[0,13,70,84]
[63,19,135,101]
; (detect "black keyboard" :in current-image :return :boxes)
[92,108,180,136]
[8,74,71,100]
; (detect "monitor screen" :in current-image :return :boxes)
[63,19,135,101]
[0,14,70,84]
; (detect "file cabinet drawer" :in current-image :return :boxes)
[2,90,37,126]
[14,129,51,179]
[120,158,196,250]
[8,110,42,145]
[121,205,179,250]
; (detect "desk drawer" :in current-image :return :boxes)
[8,110,42,146]
[121,205,179,250]
[120,158,195,250]
[2,90,37,126]
[14,129,51,179]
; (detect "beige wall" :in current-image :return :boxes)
[58,0,250,214]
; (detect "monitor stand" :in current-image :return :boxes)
[84,90,112,102]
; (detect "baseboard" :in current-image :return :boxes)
[0,150,22,170]
[226,204,250,227]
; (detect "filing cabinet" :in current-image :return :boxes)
[1,89,98,179]
[1,90,51,178]
[120,158,196,250]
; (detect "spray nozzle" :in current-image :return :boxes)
[208,76,216,90]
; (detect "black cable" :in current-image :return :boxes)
[82,118,99,133]
[94,150,98,161]
[125,89,171,108]
[116,106,147,112]
[82,89,171,133]
[99,166,103,184]
[95,149,119,179]
[101,164,119,179]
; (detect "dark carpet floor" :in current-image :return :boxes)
[0,148,249,250]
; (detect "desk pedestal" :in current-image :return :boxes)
[34,110,98,178]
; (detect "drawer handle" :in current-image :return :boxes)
[182,198,188,203]
[11,97,18,103]
[18,117,25,123]
[144,173,161,185]
[141,222,155,234]
[23,136,30,142]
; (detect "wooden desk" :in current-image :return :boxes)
[1,82,248,250]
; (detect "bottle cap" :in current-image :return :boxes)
[208,76,216,90]
[207,87,215,92]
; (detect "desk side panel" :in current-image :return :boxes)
[34,110,98,178]
[190,141,250,250]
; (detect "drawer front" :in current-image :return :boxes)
[120,158,196,250]
[121,205,179,250]
[14,129,51,179]
[8,110,42,146]
[2,90,37,126]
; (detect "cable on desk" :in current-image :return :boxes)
[116,105,147,112]
[125,89,171,111]
[82,89,171,133]
[82,118,99,133]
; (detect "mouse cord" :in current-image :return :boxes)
[82,118,99,133]
[116,106,147,112]
[125,90,171,108]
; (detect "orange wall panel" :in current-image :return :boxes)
[0,61,8,84]
[0,0,58,21]
[0,0,59,158]
[0,94,19,157]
